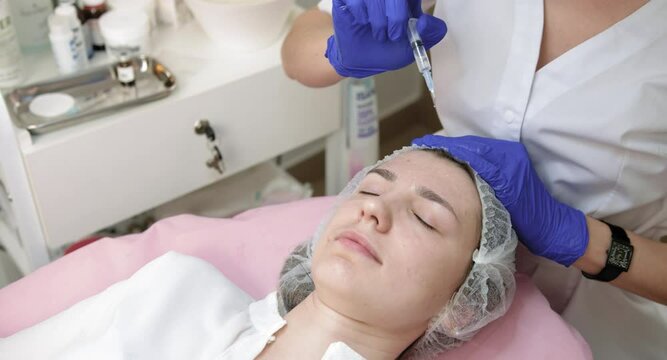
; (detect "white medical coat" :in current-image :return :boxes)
[0,252,365,360]
[316,0,667,358]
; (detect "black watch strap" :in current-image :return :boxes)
[582,221,634,282]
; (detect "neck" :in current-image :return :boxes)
[264,292,424,359]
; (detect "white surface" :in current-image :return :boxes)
[185,0,294,51]
[0,98,50,274]
[28,93,76,118]
[431,0,667,358]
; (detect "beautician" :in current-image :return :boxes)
[281,0,667,358]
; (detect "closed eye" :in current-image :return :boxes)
[413,211,435,230]
[359,190,379,196]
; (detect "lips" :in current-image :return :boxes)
[335,230,382,264]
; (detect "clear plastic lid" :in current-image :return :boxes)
[99,9,149,41]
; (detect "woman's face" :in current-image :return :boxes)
[311,150,482,333]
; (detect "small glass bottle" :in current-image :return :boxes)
[116,55,135,87]
[81,0,107,51]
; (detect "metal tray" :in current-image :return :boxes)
[4,56,176,134]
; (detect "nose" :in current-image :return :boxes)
[359,196,392,233]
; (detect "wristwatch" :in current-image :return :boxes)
[582,221,634,282]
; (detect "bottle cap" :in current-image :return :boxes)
[54,4,78,19]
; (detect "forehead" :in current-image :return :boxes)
[379,150,471,182]
[373,150,479,206]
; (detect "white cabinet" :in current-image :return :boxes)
[0,15,343,274]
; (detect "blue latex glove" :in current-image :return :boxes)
[412,135,589,267]
[325,0,447,78]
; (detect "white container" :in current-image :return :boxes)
[54,4,92,60]
[0,0,23,87]
[48,13,89,74]
[346,78,379,178]
[8,0,52,51]
[107,0,156,28]
[185,0,294,52]
[99,9,151,59]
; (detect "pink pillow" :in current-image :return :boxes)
[0,197,590,359]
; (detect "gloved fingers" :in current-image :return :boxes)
[413,135,499,179]
[446,145,502,182]
[345,0,369,25]
[408,0,423,17]
[386,0,409,41]
[332,0,356,25]
[416,14,447,49]
[366,0,389,41]
[426,134,511,169]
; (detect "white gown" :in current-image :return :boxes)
[0,252,365,360]
[315,0,667,358]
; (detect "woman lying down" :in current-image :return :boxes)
[0,146,517,359]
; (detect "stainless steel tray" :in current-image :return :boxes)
[4,56,176,134]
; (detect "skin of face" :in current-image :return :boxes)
[311,150,482,335]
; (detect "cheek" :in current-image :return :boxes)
[388,238,472,311]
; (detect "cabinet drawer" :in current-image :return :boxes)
[23,66,341,248]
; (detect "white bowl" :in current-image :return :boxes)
[185,0,294,52]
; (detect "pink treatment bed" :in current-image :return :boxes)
[0,196,592,359]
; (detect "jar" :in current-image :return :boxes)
[99,9,150,59]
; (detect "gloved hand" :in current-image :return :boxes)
[412,135,589,267]
[325,0,447,78]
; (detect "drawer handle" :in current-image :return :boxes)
[194,119,225,175]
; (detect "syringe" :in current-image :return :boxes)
[407,18,435,104]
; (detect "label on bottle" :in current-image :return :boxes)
[0,0,23,86]
[88,18,104,46]
[117,64,135,84]
[347,78,379,177]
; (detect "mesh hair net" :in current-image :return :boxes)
[276,146,518,359]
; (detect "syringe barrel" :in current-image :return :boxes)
[407,18,431,72]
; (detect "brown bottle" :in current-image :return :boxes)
[81,0,107,51]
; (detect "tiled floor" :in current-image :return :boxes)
[287,87,442,196]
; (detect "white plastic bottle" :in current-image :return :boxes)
[54,3,91,65]
[346,78,380,178]
[0,0,23,88]
[57,0,94,58]
[7,0,52,51]
[48,13,89,74]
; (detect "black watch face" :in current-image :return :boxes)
[607,241,633,271]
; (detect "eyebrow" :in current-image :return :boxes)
[367,167,459,220]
